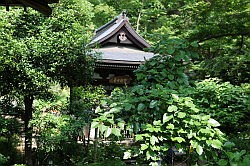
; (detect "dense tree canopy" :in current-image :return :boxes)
[90,0,249,84]
[0,0,96,165]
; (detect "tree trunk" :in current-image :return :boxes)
[24,95,34,166]
[93,127,98,162]
[69,86,73,114]
[136,11,141,32]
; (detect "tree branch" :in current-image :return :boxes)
[239,35,244,52]
[136,11,142,32]
[198,32,250,43]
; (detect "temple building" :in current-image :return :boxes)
[89,12,154,90]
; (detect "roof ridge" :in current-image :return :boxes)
[95,12,129,34]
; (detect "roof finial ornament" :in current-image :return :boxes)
[122,10,126,19]
[116,10,128,23]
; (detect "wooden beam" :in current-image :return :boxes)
[18,0,52,16]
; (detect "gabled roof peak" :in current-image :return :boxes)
[116,11,129,23]
[89,12,151,49]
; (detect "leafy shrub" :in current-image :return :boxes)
[92,37,249,165]
[215,141,250,166]
[84,142,126,165]
[189,78,249,134]
[92,44,226,165]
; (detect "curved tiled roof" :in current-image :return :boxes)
[89,12,154,66]
[89,12,151,49]
[94,46,154,64]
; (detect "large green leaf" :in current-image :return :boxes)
[196,144,203,155]
[149,100,158,108]
[174,54,182,61]
[99,124,108,133]
[199,128,211,134]
[217,159,228,166]
[166,123,174,130]
[150,135,158,145]
[138,103,145,111]
[163,114,173,123]
[105,127,112,137]
[104,107,120,116]
[124,103,132,111]
[150,162,159,166]
[167,47,175,54]
[135,134,143,141]
[171,137,185,143]
[141,144,149,150]
[146,149,155,160]
[177,112,186,118]
[223,141,235,149]
[172,94,179,101]
[153,120,161,126]
[117,121,125,129]
[112,128,121,136]
[211,139,222,149]
[208,119,220,127]
[167,105,178,112]
[91,121,99,128]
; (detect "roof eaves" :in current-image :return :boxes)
[97,59,143,65]
[124,21,151,48]
[18,0,52,15]
[95,17,118,34]
[92,12,128,41]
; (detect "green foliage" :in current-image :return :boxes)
[92,37,227,165]
[0,153,8,165]
[135,37,196,89]
[34,84,69,113]
[84,142,126,165]
[92,3,116,28]
[31,85,108,164]
[92,35,249,164]
[71,86,106,119]
[215,141,250,166]
[0,136,22,166]
[189,78,249,134]
[92,103,125,139]
[0,0,96,97]
[32,88,86,165]
[0,109,23,165]
[32,112,77,151]
[0,1,96,164]
[122,87,226,164]
[31,104,85,165]
[92,0,249,84]
[229,134,250,152]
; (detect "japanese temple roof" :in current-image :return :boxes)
[0,0,58,15]
[94,45,154,65]
[89,12,154,65]
[89,12,151,49]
